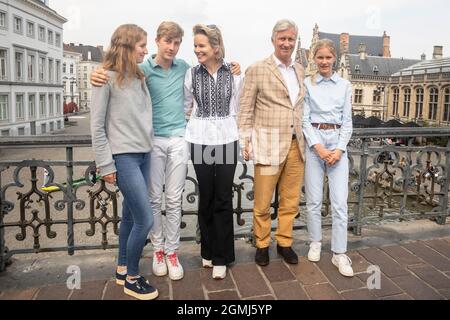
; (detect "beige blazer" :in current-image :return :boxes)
[238,55,306,166]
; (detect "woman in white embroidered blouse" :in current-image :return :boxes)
[184,24,242,280]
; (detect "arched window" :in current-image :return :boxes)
[403,88,411,117]
[428,88,439,120]
[444,88,450,122]
[392,88,400,116]
[415,88,424,119]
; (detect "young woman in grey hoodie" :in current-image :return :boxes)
[90,24,157,300]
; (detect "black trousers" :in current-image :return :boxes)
[190,141,238,266]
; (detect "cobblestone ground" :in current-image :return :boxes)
[1,217,450,300]
[0,235,449,300]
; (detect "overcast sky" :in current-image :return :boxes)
[51,0,449,69]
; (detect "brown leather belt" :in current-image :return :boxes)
[312,123,341,130]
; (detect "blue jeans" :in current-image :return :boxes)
[114,153,153,277]
[305,128,349,254]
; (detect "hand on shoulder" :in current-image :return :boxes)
[91,67,109,87]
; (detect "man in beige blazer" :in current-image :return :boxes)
[238,19,305,266]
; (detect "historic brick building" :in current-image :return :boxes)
[387,47,450,127]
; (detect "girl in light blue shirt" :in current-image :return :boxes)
[302,39,354,278]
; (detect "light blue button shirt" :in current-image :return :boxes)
[302,72,353,151]
[139,57,190,138]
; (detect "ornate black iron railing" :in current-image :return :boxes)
[0,128,449,272]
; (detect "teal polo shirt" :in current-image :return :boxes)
[140,56,190,137]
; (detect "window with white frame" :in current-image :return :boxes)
[354,89,363,104]
[0,11,6,29]
[392,88,400,116]
[63,63,66,74]
[28,94,36,119]
[84,92,88,100]
[444,88,450,122]
[16,94,24,120]
[15,51,24,81]
[55,33,61,47]
[48,30,54,45]
[373,90,381,105]
[48,59,54,83]
[56,60,61,82]
[70,64,74,74]
[429,88,439,120]
[27,21,35,38]
[48,94,54,116]
[0,95,8,121]
[403,88,411,118]
[27,54,35,81]
[39,56,45,82]
[415,88,424,119]
[56,94,61,115]
[39,94,46,117]
[14,16,23,34]
[0,49,7,80]
[38,26,45,42]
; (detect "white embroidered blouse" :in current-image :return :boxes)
[184,62,242,146]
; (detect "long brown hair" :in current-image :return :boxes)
[103,24,147,87]
[311,39,337,85]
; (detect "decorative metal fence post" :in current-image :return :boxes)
[354,138,369,236]
[0,171,6,272]
[66,147,75,256]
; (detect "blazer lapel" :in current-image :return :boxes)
[266,56,289,94]
[294,63,305,106]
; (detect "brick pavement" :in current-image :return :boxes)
[1,237,449,300]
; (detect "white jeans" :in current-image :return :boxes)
[149,136,189,255]
[305,128,349,254]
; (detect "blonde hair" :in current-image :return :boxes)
[157,21,184,40]
[103,24,146,87]
[272,19,298,41]
[311,39,337,84]
[193,24,225,61]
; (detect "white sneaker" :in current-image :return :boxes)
[152,250,167,277]
[166,253,184,281]
[212,266,227,280]
[308,242,322,262]
[332,254,354,277]
[202,259,213,268]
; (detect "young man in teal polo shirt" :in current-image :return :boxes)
[91,21,240,282]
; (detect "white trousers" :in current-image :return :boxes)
[149,136,189,255]
[305,128,349,254]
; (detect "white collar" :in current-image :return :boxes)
[273,54,295,69]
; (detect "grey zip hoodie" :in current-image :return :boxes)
[91,71,154,176]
